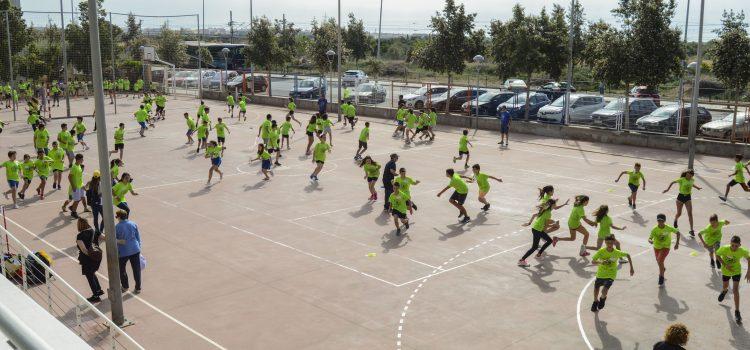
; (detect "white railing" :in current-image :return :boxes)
[0,211,144,350]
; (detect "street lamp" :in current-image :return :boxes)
[473,55,485,130]
[221,47,230,93]
[326,50,335,111]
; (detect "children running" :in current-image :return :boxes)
[699,214,730,269]
[615,163,645,209]
[437,169,470,223]
[553,195,595,257]
[1,151,21,208]
[519,199,560,266]
[452,130,472,169]
[716,235,750,324]
[354,122,370,161]
[394,168,420,214]
[205,140,225,186]
[360,156,381,201]
[310,135,331,182]
[590,234,634,312]
[461,164,502,211]
[251,144,273,180]
[184,113,196,145]
[389,181,410,236]
[720,154,750,202]
[280,116,294,150]
[663,170,701,237]
[649,213,681,286]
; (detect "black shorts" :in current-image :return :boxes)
[358,141,368,149]
[282,135,290,140]
[723,274,741,282]
[315,160,324,164]
[217,137,226,143]
[391,210,407,219]
[416,127,424,133]
[676,193,691,203]
[346,116,355,123]
[114,143,124,151]
[306,131,314,137]
[367,177,378,183]
[594,278,614,288]
[268,148,278,153]
[449,191,467,205]
[628,183,638,193]
[729,180,742,187]
[459,151,469,156]
[156,106,164,113]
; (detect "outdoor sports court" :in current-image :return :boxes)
[1,96,749,349]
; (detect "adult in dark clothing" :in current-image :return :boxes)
[85,171,104,233]
[653,323,688,350]
[382,153,399,210]
[76,218,104,303]
[317,96,328,115]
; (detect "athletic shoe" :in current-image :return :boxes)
[627,198,632,207]
[71,212,79,219]
[590,301,599,312]
[579,251,590,257]
[460,216,470,224]
[597,297,606,310]
[619,258,628,264]
[517,259,530,267]
[736,310,742,324]
[673,220,678,228]
[719,196,727,202]
[552,237,559,247]
[18,193,24,200]
[632,203,636,210]
[689,230,695,238]
[719,290,727,302]
[464,164,469,169]
[94,290,105,297]
[13,204,18,209]
[482,203,490,211]
[309,175,315,181]
[452,157,457,163]
[710,260,715,268]
[658,275,664,286]
[396,228,401,236]
[405,221,410,229]
[86,296,101,303]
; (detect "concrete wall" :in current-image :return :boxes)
[200,92,749,157]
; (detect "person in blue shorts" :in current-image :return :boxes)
[498,106,511,147]
[205,140,225,186]
[251,143,273,180]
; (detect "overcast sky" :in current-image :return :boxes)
[20,0,750,40]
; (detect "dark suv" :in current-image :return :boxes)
[590,98,658,129]
[635,105,712,135]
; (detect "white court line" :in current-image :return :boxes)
[1,214,228,350]
[289,187,441,221]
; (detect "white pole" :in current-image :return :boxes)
[687,0,705,170]
[377,0,383,60]
[337,0,342,122]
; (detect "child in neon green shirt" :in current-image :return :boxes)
[452,129,472,169]
[590,234,634,312]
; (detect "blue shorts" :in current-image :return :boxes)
[7,180,18,189]
[397,120,404,126]
[138,121,147,128]
[186,129,195,136]
[261,159,271,170]
[211,157,222,167]
[500,124,509,134]
[76,134,84,142]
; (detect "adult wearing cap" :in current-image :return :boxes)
[383,154,399,211]
[85,170,104,233]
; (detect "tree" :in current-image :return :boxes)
[155,24,188,66]
[244,16,278,71]
[275,19,300,71]
[198,47,214,68]
[465,29,487,61]
[64,0,122,75]
[0,0,33,82]
[344,13,370,64]
[308,18,345,73]
[712,19,750,140]
[489,19,514,80]
[415,0,476,79]
[505,4,545,119]
[538,6,568,81]
[362,58,384,79]
[715,10,747,36]
[122,13,142,43]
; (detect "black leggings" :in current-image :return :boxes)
[521,229,552,260]
[84,270,102,295]
[119,253,141,290]
[91,204,104,232]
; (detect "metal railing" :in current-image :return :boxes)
[0,208,143,350]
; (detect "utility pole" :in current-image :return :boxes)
[229,11,234,44]
[377,0,383,60]
[336,0,342,122]
[563,0,575,126]
[60,0,71,118]
[676,0,691,135]
[86,0,126,327]
[687,0,705,170]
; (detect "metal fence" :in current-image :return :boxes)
[0,208,143,350]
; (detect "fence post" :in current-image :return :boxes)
[20,255,27,291]
[75,300,82,336]
[46,269,52,312]
[4,11,16,122]
[109,322,116,350]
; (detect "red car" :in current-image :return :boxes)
[629,86,661,106]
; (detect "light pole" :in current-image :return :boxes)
[676,0,691,136]
[472,55,484,130]
[687,0,705,170]
[336,0,343,122]
[564,0,576,126]
[377,0,383,60]
[326,50,335,112]
[221,47,230,94]
[60,0,71,119]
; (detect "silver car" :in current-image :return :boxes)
[537,94,605,124]
[342,70,368,87]
[701,112,750,140]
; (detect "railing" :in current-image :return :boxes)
[0,208,143,350]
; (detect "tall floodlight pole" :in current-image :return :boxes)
[4,12,16,121]
[60,0,71,118]
[676,0,691,135]
[336,0,343,122]
[86,0,126,327]
[249,0,255,96]
[687,0,705,170]
[377,0,383,59]
[564,0,576,126]
[109,12,117,114]
[197,14,203,99]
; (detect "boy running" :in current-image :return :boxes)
[33,123,50,154]
[390,181,410,236]
[258,114,272,145]
[437,168,470,223]
[74,117,89,151]
[135,105,149,137]
[405,109,417,144]
[615,163,646,209]
[17,154,35,200]
[251,144,273,180]
[50,142,65,190]
[109,123,125,160]
[154,92,166,120]
[57,124,75,167]
[716,235,750,324]
[321,114,334,146]
[699,214,730,269]
[344,101,357,129]
[34,150,52,199]
[226,94,235,117]
[268,122,282,167]
[590,234,634,312]
[280,116,294,150]
[215,118,230,148]
[205,140,226,186]
[461,164,502,211]
[184,113,197,144]
[310,135,332,182]
[427,108,437,141]
[452,130,472,169]
[393,106,406,138]
[394,168,420,214]
[720,154,750,202]
[238,96,247,121]
[649,213,681,286]
[1,151,21,208]
[354,122,370,161]
[196,120,210,153]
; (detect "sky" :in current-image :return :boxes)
[19,0,750,40]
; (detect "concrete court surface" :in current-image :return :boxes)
[0,95,749,350]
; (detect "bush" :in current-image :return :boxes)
[383,62,408,76]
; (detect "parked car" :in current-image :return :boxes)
[701,112,750,140]
[629,86,661,106]
[354,83,387,104]
[203,70,239,90]
[183,70,213,88]
[170,71,192,88]
[226,74,269,92]
[431,88,488,111]
[503,79,527,92]
[540,82,576,93]
[590,98,658,129]
[537,94,605,124]
[342,70,368,87]
[462,90,516,116]
[496,92,551,120]
[635,105,712,135]
[289,78,327,99]
[403,86,449,109]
